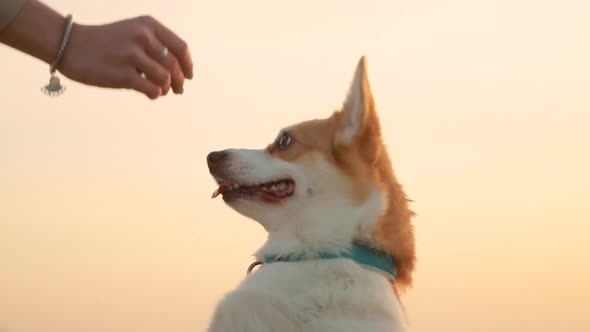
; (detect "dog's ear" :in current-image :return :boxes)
[334,56,382,160]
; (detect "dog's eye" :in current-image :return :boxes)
[277,132,293,150]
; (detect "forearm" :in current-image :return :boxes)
[0,0,26,28]
[0,0,67,65]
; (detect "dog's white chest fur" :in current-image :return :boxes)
[206,259,406,332]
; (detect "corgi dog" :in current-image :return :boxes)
[206,56,415,332]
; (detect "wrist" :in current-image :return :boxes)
[57,22,88,81]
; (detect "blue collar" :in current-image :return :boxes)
[261,243,397,281]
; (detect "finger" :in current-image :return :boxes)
[133,48,172,94]
[148,42,184,95]
[154,22,193,79]
[160,50,185,94]
[129,73,162,100]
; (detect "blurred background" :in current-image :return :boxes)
[1,0,589,331]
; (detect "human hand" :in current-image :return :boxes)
[59,15,193,99]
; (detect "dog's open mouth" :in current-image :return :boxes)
[211,178,295,202]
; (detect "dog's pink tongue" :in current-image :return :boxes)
[211,181,233,199]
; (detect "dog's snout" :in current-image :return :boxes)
[207,151,228,167]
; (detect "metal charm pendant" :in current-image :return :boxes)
[42,74,66,96]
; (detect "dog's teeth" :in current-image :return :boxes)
[277,182,287,190]
[271,185,279,191]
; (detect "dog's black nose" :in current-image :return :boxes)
[207,151,228,167]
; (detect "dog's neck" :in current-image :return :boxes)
[253,189,392,278]
[255,191,386,259]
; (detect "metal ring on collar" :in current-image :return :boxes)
[246,261,263,275]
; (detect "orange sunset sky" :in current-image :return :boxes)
[1,0,589,331]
